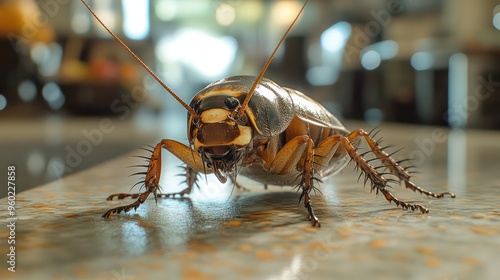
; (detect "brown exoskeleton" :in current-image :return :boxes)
[82,0,455,227]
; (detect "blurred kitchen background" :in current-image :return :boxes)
[1,0,499,195]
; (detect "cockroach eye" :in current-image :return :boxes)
[225,97,240,110]
[88,0,455,227]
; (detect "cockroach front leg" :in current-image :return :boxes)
[103,142,163,218]
[228,173,250,192]
[103,140,208,218]
[156,166,199,199]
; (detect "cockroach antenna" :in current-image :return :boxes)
[79,0,198,117]
[237,0,309,117]
[97,0,454,226]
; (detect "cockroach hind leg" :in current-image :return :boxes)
[346,129,456,208]
[375,185,429,214]
[403,180,456,199]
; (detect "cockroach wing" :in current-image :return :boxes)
[244,77,295,137]
[285,87,348,134]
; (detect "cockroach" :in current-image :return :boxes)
[81,0,455,227]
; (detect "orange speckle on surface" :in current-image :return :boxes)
[307,242,337,252]
[299,226,317,233]
[256,221,270,226]
[470,227,498,235]
[255,250,275,260]
[73,266,89,277]
[62,213,80,218]
[372,219,387,225]
[45,222,67,231]
[337,227,352,238]
[436,225,449,232]
[182,264,215,280]
[227,220,242,227]
[450,215,462,220]
[405,231,425,238]
[138,220,157,229]
[31,204,53,210]
[44,194,58,201]
[32,203,65,210]
[237,245,253,252]
[63,193,76,199]
[283,233,302,240]
[370,239,387,249]
[247,213,270,220]
[462,258,481,266]
[471,213,489,219]
[417,246,435,255]
[425,257,442,267]
[172,251,199,261]
[188,242,217,253]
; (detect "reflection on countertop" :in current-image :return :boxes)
[1,122,499,280]
[0,115,163,196]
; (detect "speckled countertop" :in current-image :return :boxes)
[1,123,499,280]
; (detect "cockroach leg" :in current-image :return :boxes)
[103,142,164,218]
[260,135,321,225]
[105,166,198,203]
[403,180,455,198]
[228,173,249,192]
[156,166,199,198]
[347,129,455,199]
[378,187,429,213]
[300,190,320,227]
[106,193,140,200]
[298,138,321,227]
[148,140,210,199]
[85,0,456,225]
[102,184,159,218]
[103,141,210,217]
[339,134,432,214]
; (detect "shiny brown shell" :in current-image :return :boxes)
[188,75,348,140]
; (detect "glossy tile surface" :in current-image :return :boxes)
[1,123,499,280]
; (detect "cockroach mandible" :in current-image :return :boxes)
[81,0,455,227]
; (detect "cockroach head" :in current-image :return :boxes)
[188,94,252,183]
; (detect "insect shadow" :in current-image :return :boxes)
[80,0,455,227]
